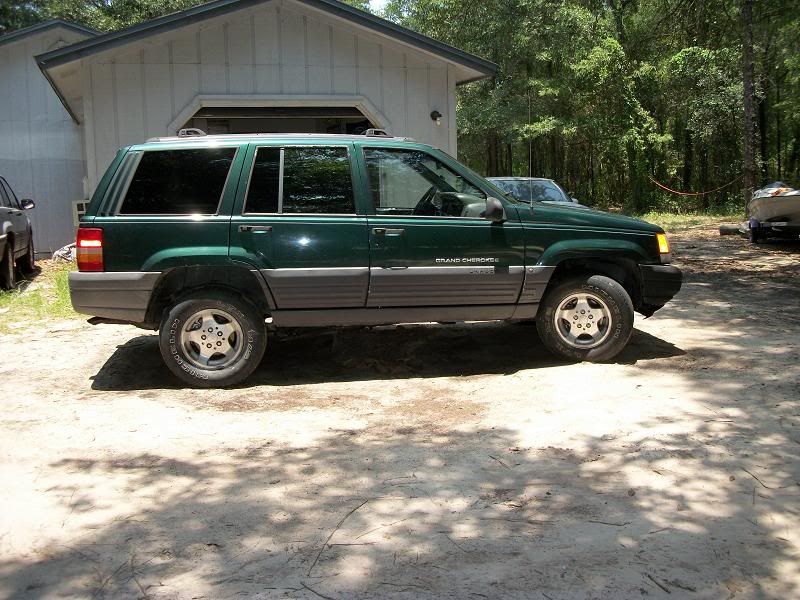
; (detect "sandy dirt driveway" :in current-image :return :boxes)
[1,228,799,599]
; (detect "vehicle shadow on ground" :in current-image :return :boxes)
[89,323,685,391]
[1,412,797,598]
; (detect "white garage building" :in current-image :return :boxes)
[0,0,495,254]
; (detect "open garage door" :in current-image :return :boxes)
[181,106,376,135]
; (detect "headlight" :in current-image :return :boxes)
[656,232,670,254]
[656,232,671,263]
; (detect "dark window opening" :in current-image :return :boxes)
[119,148,236,215]
[244,147,280,214]
[283,147,354,214]
[244,146,355,214]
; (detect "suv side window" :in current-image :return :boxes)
[118,147,237,215]
[363,148,484,217]
[244,146,355,214]
[0,180,9,208]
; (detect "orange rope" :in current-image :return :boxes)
[648,174,742,196]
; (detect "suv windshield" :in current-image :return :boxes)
[492,179,569,203]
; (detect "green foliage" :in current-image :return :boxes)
[0,1,43,34]
[386,0,800,213]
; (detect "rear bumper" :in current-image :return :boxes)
[639,264,682,315]
[69,271,160,323]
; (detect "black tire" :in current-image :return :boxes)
[158,294,267,388]
[748,226,760,244]
[17,236,35,275]
[1,243,16,290]
[536,274,634,362]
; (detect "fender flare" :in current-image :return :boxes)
[537,238,651,267]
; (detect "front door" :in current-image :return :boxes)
[358,146,525,308]
[230,143,370,309]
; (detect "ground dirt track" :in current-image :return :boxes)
[1,227,799,599]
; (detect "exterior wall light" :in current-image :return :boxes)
[430,110,442,125]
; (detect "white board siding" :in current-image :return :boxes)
[83,0,457,190]
[0,27,90,254]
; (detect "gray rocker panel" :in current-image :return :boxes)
[518,266,557,304]
[271,304,521,327]
[367,265,525,307]
[261,267,369,309]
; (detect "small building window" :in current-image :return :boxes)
[119,148,236,215]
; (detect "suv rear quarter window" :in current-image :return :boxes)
[119,147,237,215]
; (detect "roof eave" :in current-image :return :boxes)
[35,0,497,78]
[0,19,98,49]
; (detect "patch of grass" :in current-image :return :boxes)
[637,211,743,232]
[0,260,78,333]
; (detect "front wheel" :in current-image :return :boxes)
[159,295,267,387]
[536,274,634,362]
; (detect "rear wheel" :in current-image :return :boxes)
[1,243,16,290]
[536,274,634,362]
[159,294,267,387]
[17,236,35,275]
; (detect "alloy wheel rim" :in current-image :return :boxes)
[180,309,244,370]
[553,292,612,349]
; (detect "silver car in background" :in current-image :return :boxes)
[487,177,589,209]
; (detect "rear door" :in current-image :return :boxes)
[357,145,525,308]
[229,142,369,309]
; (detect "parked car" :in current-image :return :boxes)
[69,132,681,387]
[0,176,36,290]
[487,176,589,209]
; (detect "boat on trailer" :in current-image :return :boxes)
[745,182,800,243]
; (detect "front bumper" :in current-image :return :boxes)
[639,264,682,315]
[69,271,160,323]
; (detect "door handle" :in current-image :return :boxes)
[372,227,404,236]
[239,225,273,233]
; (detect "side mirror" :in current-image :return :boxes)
[484,197,506,223]
[20,199,35,210]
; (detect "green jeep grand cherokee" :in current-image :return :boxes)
[69,132,681,387]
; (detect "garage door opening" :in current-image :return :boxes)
[181,106,376,135]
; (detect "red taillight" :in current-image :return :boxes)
[76,228,104,272]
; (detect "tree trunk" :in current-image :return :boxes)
[776,77,782,180]
[758,77,768,183]
[740,0,757,211]
[682,127,693,191]
[699,143,709,210]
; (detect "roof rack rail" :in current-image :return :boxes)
[178,128,206,137]
[363,128,390,137]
